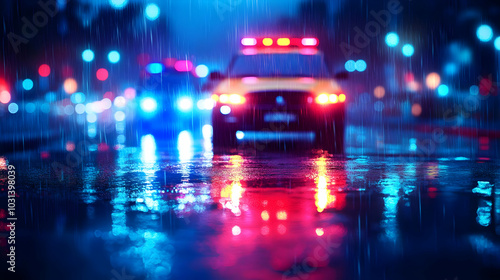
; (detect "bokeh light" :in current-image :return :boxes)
[8,103,19,114]
[0,91,11,104]
[262,38,273,46]
[444,63,458,76]
[476,24,493,42]
[146,63,164,74]
[411,103,422,116]
[495,37,500,51]
[45,92,57,102]
[355,59,367,72]
[38,64,51,77]
[82,49,95,62]
[75,104,86,114]
[63,78,78,94]
[374,86,385,99]
[425,72,441,89]
[174,60,193,72]
[66,141,76,152]
[220,105,231,115]
[145,3,160,21]
[108,51,120,63]
[114,96,127,107]
[140,97,158,113]
[178,97,193,112]
[385,32,399,47]
[437,84,449,97]
[109,0,128,9]
[96,68,109,81]
[470,85,479,95]
[124,88,136,99]
[70,92,86,104]
[195,65,209,78]
[114,111,126,122]
[402,44,414,57]
[26,103,36,113]
[232,225,241,236]
[23,79,34,91]
[344,60,356,72]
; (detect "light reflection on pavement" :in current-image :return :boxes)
[1,129,500,280]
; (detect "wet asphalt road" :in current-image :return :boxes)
[1,127,500,280]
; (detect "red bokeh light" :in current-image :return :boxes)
[103,91,114,100]
[38,64,51,77]
[404,72,414,82]
[96,68,109,81]
[174,60,193,72]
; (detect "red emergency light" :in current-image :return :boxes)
[241,37,319,48]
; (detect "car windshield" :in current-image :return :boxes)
[228,53,330,78]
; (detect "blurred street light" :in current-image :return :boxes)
[402,44,414,57]
[108,51,120,64]
[82,49,95,62]
[22,79,34,91]
[344,60,356,72]
[385,32,399,47]
[109,0,128,9]
[145,4,160,21]
[476,25,493,42]
[495,37,500,50]
[355,60,367,72]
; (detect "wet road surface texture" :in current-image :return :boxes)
[1,127,500,280]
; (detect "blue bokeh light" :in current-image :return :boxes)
[355,60,367,72]
[495,37,500,50]
[145,4,160,21]
[236,131,245,140]
[26,103,36,113]
[23,79,34,91]
[402,44,414,57]
[444,63,458,75]
[146,63,164,74]
[345,60,356,72]
[385,32,399,47]
[437,84,449,97]
[476,25,493,42]
[82,49,95,62]
[178,97,193,112]
[108,51,120,64]
[8,103,19,114]
[71,92,86,104]
[469,85,479,95]
[109,0,128,9]
[140,97,158,113]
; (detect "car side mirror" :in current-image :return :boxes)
[209,71,225,81]
[333,71,349,80]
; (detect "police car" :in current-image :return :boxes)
[210,37,347,153]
